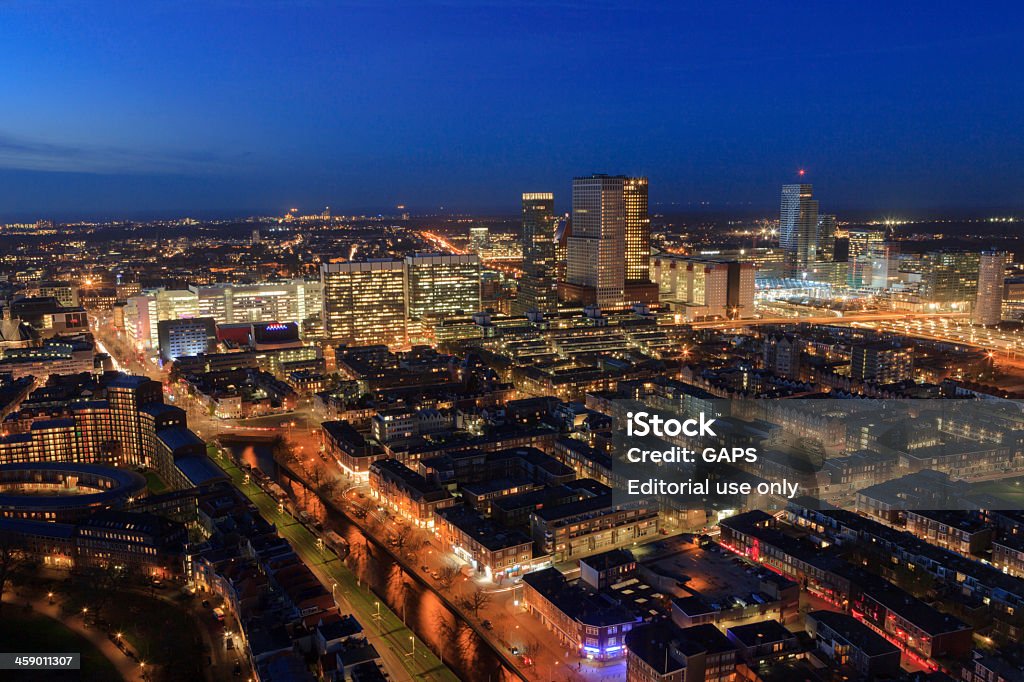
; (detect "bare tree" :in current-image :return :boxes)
[389,525,414,554]
[462,587,492,619]
[521,635,542,658]
[436,564,460,589]
[270,435,299,470]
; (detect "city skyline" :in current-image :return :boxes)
[2,1,1023,217]
[2,4,1024,682]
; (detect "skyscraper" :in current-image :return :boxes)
[515,193,557,315]
[624,177,651,282]
[321,260,407,348]
[847,227,886,288]
[405,254,481,320]
[469,227,490,256]
[919,250,980,307]
[816,214,837,262]
[974,251,1006,326]
[564,175,626,309]
[779,184,819,275]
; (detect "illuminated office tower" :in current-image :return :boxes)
[624,177,651,282]
[847,227,886,287]
[155,289,199,321]
[469,227,490,256]
[779,184,819,275]
[157,317,217,362]
[123,288,198,350]
[515,193,557,315]
[125,294,158,350]
[193,280,322,326]
[321,260,407,348]
[565,175,626,309]
[920,251,980,306]
[868,243,900,290]
[405,253,481,320]
[974,250,1007,325]
[650,255,754,320]
[816,214,837,262]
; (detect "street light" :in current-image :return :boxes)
[407,636,415,656]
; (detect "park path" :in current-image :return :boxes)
[1,591,144,681]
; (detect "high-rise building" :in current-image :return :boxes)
[650,255,755,320]
[125,294,159,349]
[847,228,886,287]
[192,281,322,327]
[565,175,626,309]
[405,254,481,343]
[157,317,217,362]
[779,184,819,275]
[321,260,407,348]
[920,251,980,305]
[624,177,651,282]
[469,227,490,256]
[816,214,837,262]
[974,250,1007,326]
[1003,277,1024,322]
[868,243,900,290]
[515,193,557,315]
[27,282,80,308]
[124,282,322,351]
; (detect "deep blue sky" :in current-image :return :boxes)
[1,1,1022,219]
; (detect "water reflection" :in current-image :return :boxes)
[227,441,514,681]
[325,505,512,681]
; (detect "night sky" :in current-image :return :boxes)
[1,1,1022,218]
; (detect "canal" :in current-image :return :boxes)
[227,442,517,682]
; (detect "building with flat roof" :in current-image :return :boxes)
[157,316,217,362]
[321,260,407,348]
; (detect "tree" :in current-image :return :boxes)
[389,525,414,554]
[307,462,340,509]
[462,587,492,619]
[0,531,26,614]
[436,564,460,589]
[270,435,298,469]
[521,635,542,659]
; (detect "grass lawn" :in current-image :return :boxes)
[972,476,1024,506]
[142,470,169,494]
[57,585,204,682]
[0,609,121,681]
